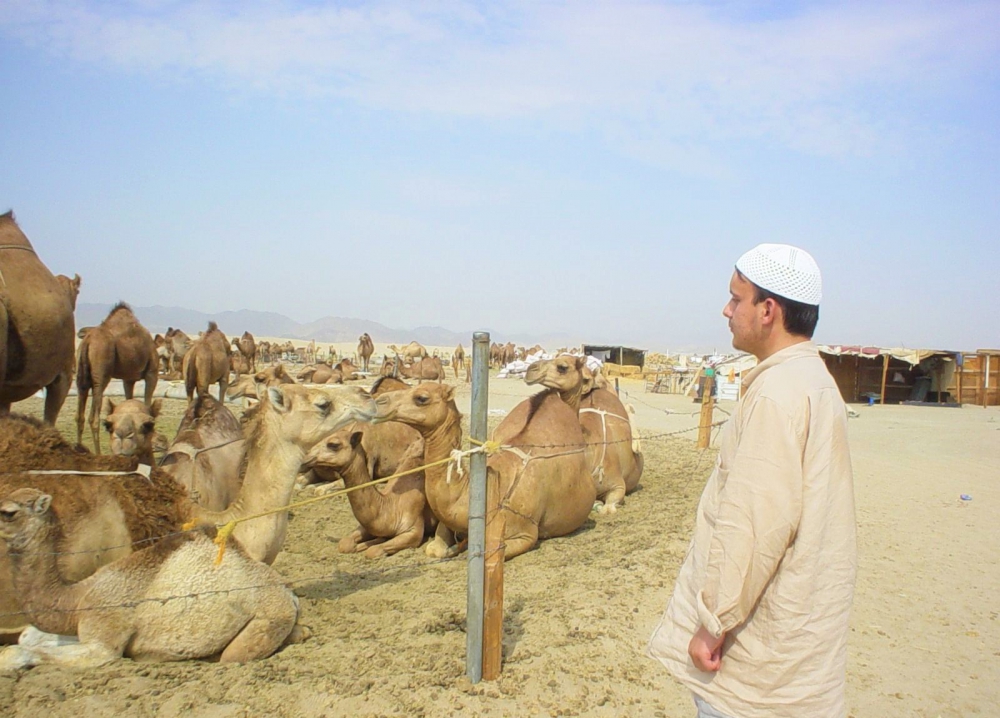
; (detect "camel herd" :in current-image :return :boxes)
[0,211,644,674]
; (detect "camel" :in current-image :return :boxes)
[183,322,230,404]
[526,356,643,512]
[374,383,595,559]
[452,344,466,378]
[395,341,427,363]
[299,376,421,492]
[257,341,272,364]
[164,328,192,374]
[0,488,300,671]
[489,342,502,368]
[358,334,374,372]
[226,364,296,403]
[380,355,398,378]
[0,384,374,634]
[502,342,516,367]
[298,363,343,385]
[399,356,445,383]
[160,395,245,512]
[234,332,257,373]
[102,398,162,467]
[0,212,80,424]
[76,303,158,453]
[230,349,251,378]
[300,427,433,558]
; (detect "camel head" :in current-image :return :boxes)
[524,355,586,393]
[580,365,610,394]
[253,365,295,397]
[369,376,410,398]
[57,273,81,310]
[263,384,376,451]
[299,427,363,475]
[380,356,396,377]
[102,398,162,461]
[373,383,457,431]
[0,488,53,551]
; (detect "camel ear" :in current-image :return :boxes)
[443,385,456,401]
[268,386,290,413]
[102,397,114,415]
[149,399,162,418]
[575,356,586,371]
[30,494,52,515]
[103,419,113,433]
[275,364,285,378]
[350,431,363,449]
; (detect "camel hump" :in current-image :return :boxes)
[208,321,219,332]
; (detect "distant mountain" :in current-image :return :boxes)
[74,303,581,349]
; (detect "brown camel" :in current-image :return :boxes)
[164,327,192,374]
[102,398,162,466]
[76,303,158,453]
[452,344,466,377]
[160,394,245,512]
[526,356,643,512]
[0,212,80,424]
[230,349,251,378]
[380,355,398,378]
[234,332,257,373]
[183,322,230,404]
[396,341,427,363]
[0,488,300,671]
[358,333,374,372]
[374,383,595,559]
[0,385,375,635]
[489,342,502,368]
[225,364,296,403]
[300,427,434,558]
[399,356,445,383]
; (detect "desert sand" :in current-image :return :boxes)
[1,373,997,717]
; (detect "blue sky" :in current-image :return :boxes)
[1,1,997,352]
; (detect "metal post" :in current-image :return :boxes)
[466,331,490,683]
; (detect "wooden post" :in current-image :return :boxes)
[957,355,964,406]
[482,465,505,681]
[697,371,715,449]
[879,353,890,405]
[466,332,490,683]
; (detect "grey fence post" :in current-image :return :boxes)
[466,331,490,683]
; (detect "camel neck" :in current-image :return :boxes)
[558,384,583,413]
[7,523,83,636]
[419,406,466,527]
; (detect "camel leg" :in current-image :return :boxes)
[76,387,89,446]
[424,523,457,558]
[219,615,296,664]
[218,377,229,404]
[89,381,109,454]
[43,370,72,425]
[338,526,370,554]
[122,380,135,400]
[143,370,158,407]
[364,524,424,559]
[0,640,120,673]
[501,519,540,559]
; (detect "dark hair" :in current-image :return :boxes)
[737,270,819,338]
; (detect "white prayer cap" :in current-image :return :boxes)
[735,243,822,305]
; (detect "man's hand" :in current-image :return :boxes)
[688,625,725,672]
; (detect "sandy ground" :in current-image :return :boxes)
[1,373,998,717]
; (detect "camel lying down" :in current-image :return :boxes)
[0,488,301,672]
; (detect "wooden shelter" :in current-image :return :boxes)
[819,345,963,405]
[582,345,646,368]
[954,350,1000,406]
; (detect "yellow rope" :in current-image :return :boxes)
[205,451,467,564]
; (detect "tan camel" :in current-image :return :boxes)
[234,332,257,373]
[160,395,245,512]
[226,364,296,402]
[0,385,374,634]
[300,427,433,558]
[230,349,251,378]
[399,356,445,383]
[374,383,595,559]
[358,333,374,372]
[299,376,421,492]
[164,328,192,374]
[335,358,360,380]
[452,344,466,377]
[102,398,162,466]
[298,363,343,384]
[380,355,398,378]
[396,341,427,362]
[526,356,643,512]
[76,303,158,453]
[0,488,300,672]
[183,322,230,404]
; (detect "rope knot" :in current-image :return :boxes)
[446,449,466,484]
[213,521,238,565]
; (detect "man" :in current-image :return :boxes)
[648,244,857,717]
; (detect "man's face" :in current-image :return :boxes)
[723,271,765,354]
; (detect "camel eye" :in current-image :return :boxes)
[558,365,567,373]
[415,395,429,405]
[0,509,16,521]
[103,421,113,432]
[330,443,342,451]
[141,422,155,433]
[315,399,331,414]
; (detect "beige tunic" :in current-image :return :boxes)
[648,341,856,718]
